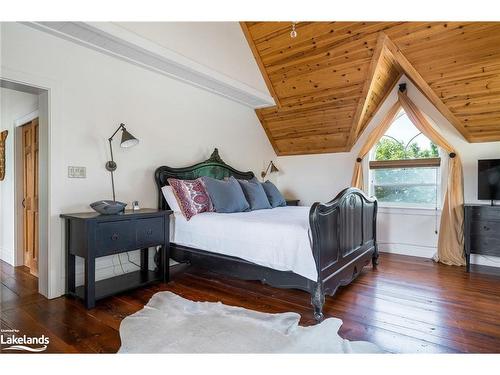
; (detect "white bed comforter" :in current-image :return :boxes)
[170,206,318,281]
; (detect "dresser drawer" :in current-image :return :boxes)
[469,220,500,235]
[469,234,500,256]
[136,217,164,248]
[468,206,500,222]
[96,220,135,256]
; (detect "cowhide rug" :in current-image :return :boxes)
[118,291,383,353]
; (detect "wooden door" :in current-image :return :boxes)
[22,119,39,277]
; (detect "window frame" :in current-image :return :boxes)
[369,157,441,170]
[368,126,442,209]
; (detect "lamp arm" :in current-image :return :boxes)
[106,122,134,202]
[264,161,272,175]
[261,161,272,180]
[107,123,125,202]
[108,123,126,142]
[108,138,116,202]
[108,138,115,164]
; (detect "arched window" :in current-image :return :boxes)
[369,109,441,208]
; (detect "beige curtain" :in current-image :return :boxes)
[351,90,465,266]
[398,91,465,266]
[351,101,401,190]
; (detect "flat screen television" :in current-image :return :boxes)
[478,159,500,203]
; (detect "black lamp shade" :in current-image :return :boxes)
[270,162,279,173]
[120,128,139,148]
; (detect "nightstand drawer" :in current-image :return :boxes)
[96,220,135,255]
[136,217,164,247]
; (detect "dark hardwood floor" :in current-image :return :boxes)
[1,253,500,353]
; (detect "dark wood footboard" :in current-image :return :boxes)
[309,187,378,320]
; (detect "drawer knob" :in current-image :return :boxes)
[147,229,153,235]
[111,233,119,241]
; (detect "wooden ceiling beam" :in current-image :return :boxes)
[382,33,470,141]
[349,32,472,148]
[347,33,396,148]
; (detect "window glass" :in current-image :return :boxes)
[369,110,441,208]
[374,111,439,161]
[371,167,440,207]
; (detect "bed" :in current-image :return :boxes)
[155,148,378,321]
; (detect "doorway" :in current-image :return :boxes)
[20,118,39,276]
[1,77,48,296]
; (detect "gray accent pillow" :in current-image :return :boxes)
[262,181,286,208]
[201,176,250,213]
[238,179,271,210]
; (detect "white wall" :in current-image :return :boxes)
[1,22,276,295]
[0,87,39,265]
[114,22,269,94]
[277,75,500,267]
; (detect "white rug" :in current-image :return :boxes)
[118,291,383,353]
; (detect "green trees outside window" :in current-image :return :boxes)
[375,136,439,161]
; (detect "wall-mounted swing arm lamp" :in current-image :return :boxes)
[261,161,279,180]
[105,123,139,201]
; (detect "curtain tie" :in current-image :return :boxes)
[449,152,456,158]
[356,157,363,162]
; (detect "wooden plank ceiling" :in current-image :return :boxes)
[241,22,500,155]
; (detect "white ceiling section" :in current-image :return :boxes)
[25,22,275,109]
[115,22,269,94]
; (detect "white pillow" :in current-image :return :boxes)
[161,185,181,213]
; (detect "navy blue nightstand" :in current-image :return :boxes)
[60,208,171,309]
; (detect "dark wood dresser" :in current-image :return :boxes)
[464,204,500,272]
[60,209,171,308]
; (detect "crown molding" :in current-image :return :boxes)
[24,22,275,109]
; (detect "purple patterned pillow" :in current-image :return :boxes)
[167,178,213,220]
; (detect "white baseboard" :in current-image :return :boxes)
[379,242,500,268]
[378,242,436,259]
[470,254,500,268]
[0,248,15,266]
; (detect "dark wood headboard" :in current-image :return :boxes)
[154,148,255,210]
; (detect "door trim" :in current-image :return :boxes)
[2,66,61,299]
[15,109,39,127]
